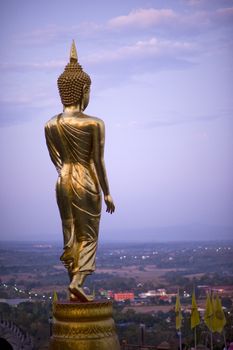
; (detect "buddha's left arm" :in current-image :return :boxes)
[93,120,115,213]
[93,120,110,196]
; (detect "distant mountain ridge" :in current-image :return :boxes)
[101,224,233,242]
[0,224,232,243]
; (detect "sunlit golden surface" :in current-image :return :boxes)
[49,300,120,350]
[45,41,115,302]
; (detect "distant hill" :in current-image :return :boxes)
[0,224,232,244]
[101,224,233,242]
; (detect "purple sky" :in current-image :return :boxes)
[0,0,233,241]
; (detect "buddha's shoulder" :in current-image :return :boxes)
[82,114,105,127]
[45,114,60,129]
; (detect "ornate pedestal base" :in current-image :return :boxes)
[49,300,120,350]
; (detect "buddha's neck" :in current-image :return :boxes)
[63,104,82,113]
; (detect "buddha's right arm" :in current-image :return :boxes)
[45,124,62,174]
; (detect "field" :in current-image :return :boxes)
[96,265,185,284]
[123,305,173,313]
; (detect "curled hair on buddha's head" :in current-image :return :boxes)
[57,40,91,107]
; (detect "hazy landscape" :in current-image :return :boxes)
[0,239,233,349]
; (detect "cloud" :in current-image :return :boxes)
[0,93,57,109]
[0,37,196,73]
[108,8,177,29]
[17,22,102,45]
[185,0,233,8]
[115,111,229,130]
[186,0,202,5]
[0,83,60,126]
[84,37,195,65]
[106,6,233,33]
[15,5,233,47]
[0,95,58,127]
[16,9,179,45]
[0,35,196,123]
[0,60,66,72]
[215,6,233,22]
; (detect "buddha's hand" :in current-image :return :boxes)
[104,194,115,214]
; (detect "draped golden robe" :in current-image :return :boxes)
[45,113,101,275]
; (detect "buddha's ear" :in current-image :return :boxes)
[82,84,89,95]
[81,84,90,111]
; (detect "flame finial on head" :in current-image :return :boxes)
[70,40,78,63]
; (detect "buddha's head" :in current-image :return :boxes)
[57,41,91,110]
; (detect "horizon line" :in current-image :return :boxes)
[0,239,233,244]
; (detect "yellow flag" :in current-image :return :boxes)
[175,291,183,330]
[212,294,226,333]
[191,290,200,329]
[53,291,58,303]
[52,291,58,313]
[204,292,213,331]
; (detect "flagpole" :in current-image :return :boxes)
[223,330,227,349]
[191,288,200,349]
[175,289,183,350]
[179,328,182,350]
[210,330,213,350]
[193,284,196,350]
[194,326,197,349]
[209,308,213,350]
[210,290,213,350]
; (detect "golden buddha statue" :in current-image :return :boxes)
[45,41,115,302]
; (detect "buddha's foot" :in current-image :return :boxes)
[69,284,94,302]
[69,292,79,302]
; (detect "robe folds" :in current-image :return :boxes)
[45,113,101,275]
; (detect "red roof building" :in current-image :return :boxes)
[114,292,134,301]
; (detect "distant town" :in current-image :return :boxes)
[0,240,233,349]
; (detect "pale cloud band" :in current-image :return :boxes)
[2,4,231,73]
[85,37,195,65]
[0,37,196,71]
[108,7,233,29]
[14,5,233,45]
[107,8,177,29]
[1,2,232,125]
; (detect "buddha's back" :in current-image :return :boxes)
[46,112,100,166]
